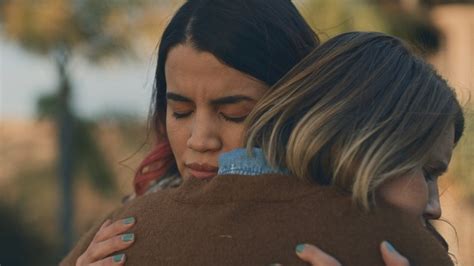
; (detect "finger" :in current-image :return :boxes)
[295,243,341,266]
[94,217,136,242]
[380,241,410,266]
[99,219,112,230]
[89,254,126,266]
[87,234,135,262]
[92,220,113,243]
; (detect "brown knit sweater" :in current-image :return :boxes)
[61,174,453,266]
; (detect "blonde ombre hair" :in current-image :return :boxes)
[245,32,464,209]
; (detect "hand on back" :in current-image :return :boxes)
[75,217,135,266]
[295,242,409,266]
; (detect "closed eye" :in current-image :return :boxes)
[220,113,248,123]
[172,111,193,119]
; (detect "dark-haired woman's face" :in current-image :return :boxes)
[377,126,455,224]
[165,44,268,180]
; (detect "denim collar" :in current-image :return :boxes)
[217,148,289,176]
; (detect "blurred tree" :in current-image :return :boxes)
[372,0,474,56]
[297,0,458,56]
[420,0,474,5]
[371,0,443,56]
[0,0,165,254]
[296,0,390,40]
[297,0,353,38]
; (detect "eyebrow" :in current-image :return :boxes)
[166,92,256,105]
[210,95,256,105]
[166,93,193,103]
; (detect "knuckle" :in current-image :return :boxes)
[108,221,128,236]
[108,221,120,232]
[96,222,125,242]
[112,220,127,231]
[113,236,127,249]
[94,229,105,241]
[104,236,129,253]
[88,248,100,261]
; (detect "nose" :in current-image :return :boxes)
[423,181,442,220]
[186,113,222,153]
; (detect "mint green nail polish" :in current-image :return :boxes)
[295,244,305,253]
[121,233,134,242]
[122,217,135,225]
[113,254,124,263]
[384,241,396,253]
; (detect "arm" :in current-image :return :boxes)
[60,218,108,266]
[60,212,135,266]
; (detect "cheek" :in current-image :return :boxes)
[220,123,246,151]
[166,112,188,165]
[377,174,429,217]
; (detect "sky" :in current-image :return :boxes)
[0,35,154,120]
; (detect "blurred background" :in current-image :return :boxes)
[0,0,472,265]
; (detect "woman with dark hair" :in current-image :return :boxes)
[62,31,463,265]
[132,0,319,197]
[67,0,325,265]
[64,1,423,265]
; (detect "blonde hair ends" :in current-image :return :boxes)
[245,32,464,209]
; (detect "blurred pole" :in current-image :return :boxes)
[55,46,74,256]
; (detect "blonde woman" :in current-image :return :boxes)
[62,32,463,265]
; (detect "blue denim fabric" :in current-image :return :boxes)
[217,148,289,176]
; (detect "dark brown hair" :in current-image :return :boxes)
[135,0,319,194]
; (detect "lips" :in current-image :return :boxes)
[185,163,218,179]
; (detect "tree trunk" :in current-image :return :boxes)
[55,49,75,256]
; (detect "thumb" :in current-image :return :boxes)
[295,243,341,266]
[380,241,410,266]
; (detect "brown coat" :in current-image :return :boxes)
[61,174,453,266]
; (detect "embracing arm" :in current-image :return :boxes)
[61,182,177,266]
[60,218,108,266]
[59,209,135,266]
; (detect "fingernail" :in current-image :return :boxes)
[122,217,135,225]
[121,233,134,242]
[113,254,125,263]
[384,241,396,253]
[295,243,306,253]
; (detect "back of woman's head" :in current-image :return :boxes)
[152,0,319,136]
[246,31,464,209]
